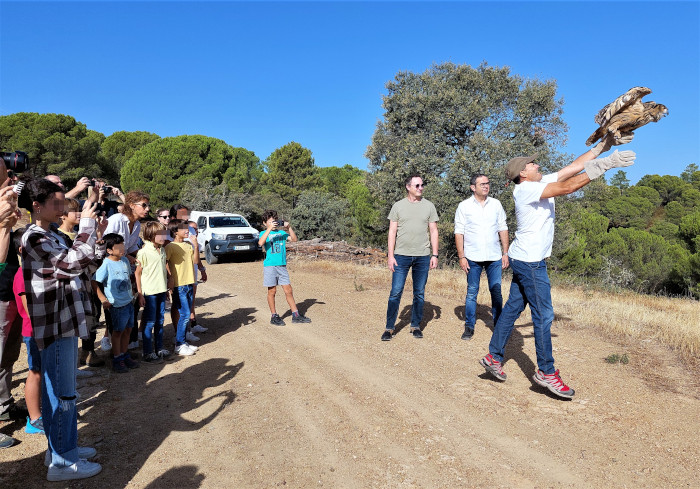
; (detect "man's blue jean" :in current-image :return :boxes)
[465,259,503,330]
[142,292,166,354]
[172,285,193,346]
[488,258,555,374]
[41,336,79,467]
[385,254,430,330]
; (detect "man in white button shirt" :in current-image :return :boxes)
[480,135,636,398]
[454,174,509,341]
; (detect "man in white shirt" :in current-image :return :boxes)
[480,136,636,398]
[454,174,509,341]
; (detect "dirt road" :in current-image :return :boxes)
[1,259,698,488]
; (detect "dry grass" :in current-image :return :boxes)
[291,257,700,361]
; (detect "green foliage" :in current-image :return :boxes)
[664,201,685,226]
[608,170,630,195]
[262,142,320,208]
[637,174,687,204]
[680,163,699,187]
[179,177,290,227]
[649,220,680,244]
[625,185,661,207]
[345,179,383,246]
[101,131,160,177]
[605,353,629,365]
[120,135,254,209]
[602,228,674,293]
[222,147,264,193]
[603,195,655,229]
[0,112,107,184]
[317,165,365,197]
[679,211,700,253]
[365,62,568,241]
[289,191,351,241]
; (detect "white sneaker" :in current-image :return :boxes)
[47,459,102,481]
[186,331,200,342]
[45,446,97,467]
[184,342,199,351]
[100,336,111,351]
[128,341,139,350]
[191,324,208,333]
[175,344,195,356]
[157,348,171,358]
[76,369,94,378]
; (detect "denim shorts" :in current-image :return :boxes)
[263,266,290,287]
[109,302,135,332]
[23,336,41,372]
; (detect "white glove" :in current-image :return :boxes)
[590,132,634,157]
[584,150,636,180]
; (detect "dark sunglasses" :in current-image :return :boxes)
[414,183,425,188]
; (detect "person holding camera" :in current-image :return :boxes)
[258,210,311,326]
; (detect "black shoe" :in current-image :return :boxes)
[381,330,393,341]
[270,314,285,326]
[0,404,29,422]
[291,314,311,324]
[412,328,423,339]
[461,327,475,340]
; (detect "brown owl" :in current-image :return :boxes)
[586,86,668,146]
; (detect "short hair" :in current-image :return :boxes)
[470,173,488,187]
[17,178,64,212]
[169,203,189,218]
[168,218,189,235]
[11,229,24,252]
[404,174,423,187]
[122,191,150,220]
[102,233,124,251]
[142,221,167,243]
[261,209,278,223]
[156,207,169,217]
[62,198,80,215]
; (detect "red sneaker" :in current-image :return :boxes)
[533,369,575,398]
[480,354,507,381]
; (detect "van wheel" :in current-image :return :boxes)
[205,244,219,265]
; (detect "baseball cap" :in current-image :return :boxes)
[505,155,537,182]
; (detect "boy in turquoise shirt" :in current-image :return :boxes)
[258,210,311,326]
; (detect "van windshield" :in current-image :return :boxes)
[209,216,248,228]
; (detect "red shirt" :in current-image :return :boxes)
[13,269,32,337]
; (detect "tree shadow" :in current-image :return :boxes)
[143,465,206,488]
[394,301,441,335]
[279,298,325,320]
[178,307,258,348]
[0,358,243,488]
[194,292,234,308]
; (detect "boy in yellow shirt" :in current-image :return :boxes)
[165,219,205,356]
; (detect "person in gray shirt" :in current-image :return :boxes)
[381,175,439,341]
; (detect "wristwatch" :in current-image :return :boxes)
[431,254,439,258]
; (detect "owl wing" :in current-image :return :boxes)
[593,86,653,126]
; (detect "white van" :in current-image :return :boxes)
[190,211,261,264]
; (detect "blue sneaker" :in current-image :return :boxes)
[25,416,44,434]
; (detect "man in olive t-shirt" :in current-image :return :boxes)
[381,175,439,341]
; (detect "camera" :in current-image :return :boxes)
[1,151,29,173]
[103,185,113,194]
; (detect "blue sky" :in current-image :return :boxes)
[1,1,698,184]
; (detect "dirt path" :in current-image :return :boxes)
[1,259,698,488]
